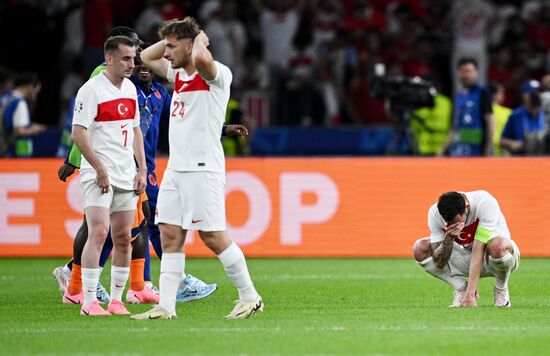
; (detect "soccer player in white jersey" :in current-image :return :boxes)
[72,36,147,316]
[132,18,263,320]
[413,191,520,308]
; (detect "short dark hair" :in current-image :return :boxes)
[487,82,504,101]
[457,57,478,69]
[108,26,137,38]
[158,17,201,40]
[104,36,136,55]
[437,192,466,223]
[14,72,40,87]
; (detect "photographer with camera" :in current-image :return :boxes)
[439,58,494,157]
[369,63,437,155]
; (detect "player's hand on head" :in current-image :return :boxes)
[57,163,76,182]
[225,124,248,137]
[444,221,464,237]
[195,30,209,47]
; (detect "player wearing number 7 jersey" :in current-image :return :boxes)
[72,35,147,316]
[132,17,263,320]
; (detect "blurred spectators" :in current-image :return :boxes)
[0,0,549,157]
[0,72,46,158]
[0,67,14,98]
[450,0,493,90]
[441,57,494,157]
[488,82,512,156]
[412,90,452,155]
[135,0,184,43]
[501,87,545,155]
[82,0,112,74]
[204,0,247,70]
[541,74,550,124]
[258,0,301,69]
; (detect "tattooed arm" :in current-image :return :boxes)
[431,221,464,268]
[431,236,455,268]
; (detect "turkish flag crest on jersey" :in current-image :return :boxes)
[454,218,479,245]
[95,98,136,122]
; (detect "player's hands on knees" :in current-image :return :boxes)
[444,222,465,238]
[134,171,147,195]
[225,124,248,137]
[95,167,110,194]
[57,163,76,182]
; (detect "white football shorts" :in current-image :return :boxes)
[81,180,138,214]
[155,169,226,231]
[448,239,520,277]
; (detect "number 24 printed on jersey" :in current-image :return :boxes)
[172,101,185,118]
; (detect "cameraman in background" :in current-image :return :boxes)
[412,83,452,156]
[439,58,494,157]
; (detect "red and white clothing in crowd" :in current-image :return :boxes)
[260,7,299,68]
[451,0,494,88]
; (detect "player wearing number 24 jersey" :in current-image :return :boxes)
[132,17,262,321]
[164,62,229,173]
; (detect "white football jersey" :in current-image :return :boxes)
[165,61,231,174]
[72,71,140,190]
[428,190,510,245]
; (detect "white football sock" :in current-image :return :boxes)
[110,266,130,301]
[419,257,468,291]
[82,268,100,306]
[218,243,259,302]
[489,253,515,289]
[159,253,185,314]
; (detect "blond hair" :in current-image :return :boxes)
[158,17,201,40]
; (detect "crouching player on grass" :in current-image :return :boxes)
[413,191,520,307]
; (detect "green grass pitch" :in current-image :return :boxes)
[1,258,549,355]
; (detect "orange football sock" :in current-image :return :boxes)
[130,258,145,291]
[67,264,82,295]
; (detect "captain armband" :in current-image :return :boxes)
[474,227,492,244]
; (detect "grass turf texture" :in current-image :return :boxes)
[1,258,549,355]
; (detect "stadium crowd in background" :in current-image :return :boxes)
[0,0,550,157]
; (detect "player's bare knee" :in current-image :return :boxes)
[487,237,512,258]
[413,238,431,262]
[112,235,131,253]
[88,225,109,244]
[199,231,230,255]
[159,225,185,252]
